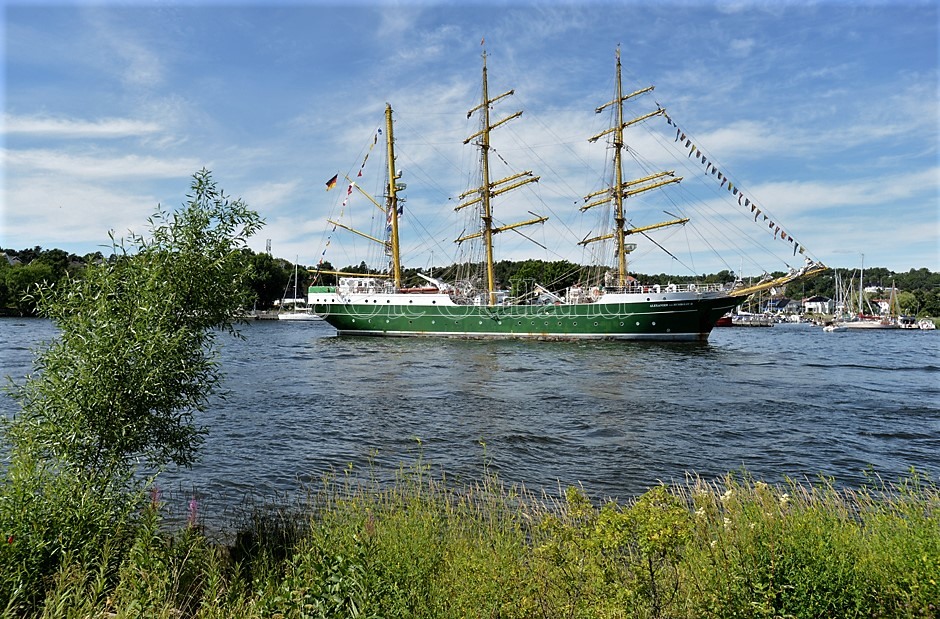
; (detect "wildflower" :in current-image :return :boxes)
[755,481,768,492]
[720,489,733,503]
[710,540,717,548]
[6,535,12,544]
[780,493,790,507]
[695,507,706,518]
[188,497,198,527]
[723,517,731,526]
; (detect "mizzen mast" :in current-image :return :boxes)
[457,50,545,305]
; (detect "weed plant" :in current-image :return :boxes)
[2,463,936,618]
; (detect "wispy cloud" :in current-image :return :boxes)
[4,114,161,138]
[3,148,202,179]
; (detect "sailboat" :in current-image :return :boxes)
[309,49,826,340]
[278,258,322,321]
[839,257,898,330]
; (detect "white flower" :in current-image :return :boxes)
[780,493,791,506]
[695,507,706,518]
[720,489,733,503]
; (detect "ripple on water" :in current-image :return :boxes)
[1,319,938,515]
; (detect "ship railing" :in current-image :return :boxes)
[605,282,730,295]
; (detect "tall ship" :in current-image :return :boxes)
[309,49,826,340]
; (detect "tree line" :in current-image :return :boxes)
[2,247,938,317]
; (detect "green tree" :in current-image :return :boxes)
[4,169,263,481]
[897,290,918,316]
[247,250,291,309]
[3,260,54,315]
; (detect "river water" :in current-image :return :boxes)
[2,318,938,518]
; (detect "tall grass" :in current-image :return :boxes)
[3,464,937,618]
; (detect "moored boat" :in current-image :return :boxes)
[278,258,322,321]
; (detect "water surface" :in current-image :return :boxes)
[2,318,937,517]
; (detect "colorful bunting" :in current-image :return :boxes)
[662,112,808,257]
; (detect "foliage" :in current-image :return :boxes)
[246,251,292,309]
[7,466,936,618]
[4,169,262,481]
[0,169,262,613]
[0,451,138,613]
[1,261,55,315]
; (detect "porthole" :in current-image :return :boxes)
[594,322,598,326]
[636,321,640,326]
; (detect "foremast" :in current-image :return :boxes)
[384,103,402,289]
[582,47,684,288]
[324,103,403,287]
[457,50,547,305]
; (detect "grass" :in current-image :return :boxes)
[2,463,937,618]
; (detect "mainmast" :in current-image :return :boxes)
[582,47,681,288]
[457,50,546,305]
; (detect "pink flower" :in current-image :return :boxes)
[188,498,198,527]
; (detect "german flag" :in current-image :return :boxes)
[325,174,338,191]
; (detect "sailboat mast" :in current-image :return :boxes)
[859,253,865,316]
[612,48,628,288]
[480,53,497,304]
[385,103,402,289]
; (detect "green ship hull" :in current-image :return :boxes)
[312,295,738,341]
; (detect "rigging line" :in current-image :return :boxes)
[506,94,613,201]
[658,114,815,263]
[627,126,787,273]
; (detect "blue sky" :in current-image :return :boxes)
[2,0,937,279]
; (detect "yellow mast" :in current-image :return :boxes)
[585,48,684,287]
[385,103,402,289]
[458,50,544,305]
[611,49,628,287]
[324,105,403,288]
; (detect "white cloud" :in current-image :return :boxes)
[4,114,161,138]
[3,148,203,180]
